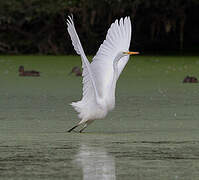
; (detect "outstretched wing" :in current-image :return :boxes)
[67,16,99,102]
[91,17,132,97]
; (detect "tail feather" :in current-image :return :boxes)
[71,101,81,114]
[71,100,107,123]
[71,101,86,122]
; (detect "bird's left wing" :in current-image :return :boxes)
[91,17,132,97]
[67,16,100,101]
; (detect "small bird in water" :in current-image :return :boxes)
[18,66,40,77]
[183,75,198,83]
[69,66,82,76]
[66,15,139,133]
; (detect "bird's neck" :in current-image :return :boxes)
[109,55,121,100]
[112,60,118,87]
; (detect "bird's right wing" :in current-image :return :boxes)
[67,16,99,102]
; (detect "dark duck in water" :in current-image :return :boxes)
[69,66,82,76]
[19,66,40,77]
[183,75,198,83]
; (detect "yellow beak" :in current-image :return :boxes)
[126,51,139,55]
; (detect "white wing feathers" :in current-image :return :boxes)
[91,17,132,97]
[67,16,99,102]
[67,16,132,102]
[93,17,131,61]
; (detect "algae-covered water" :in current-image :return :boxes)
[0,55,199,179]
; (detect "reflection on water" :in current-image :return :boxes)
[75,144,115,180]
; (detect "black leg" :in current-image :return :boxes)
[68,125,78,132]
[79,128,85,133]
[79,124,87,133]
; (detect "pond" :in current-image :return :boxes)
[0,55,199,179]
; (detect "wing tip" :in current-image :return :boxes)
[118,16,131,26]
[66,14,74,25]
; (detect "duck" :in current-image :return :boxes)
[19,66,40,77]
[183,75,198,83]
[69,66,82,76]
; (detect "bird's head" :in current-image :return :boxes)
[114,51,139,63]
[19,65,24,72]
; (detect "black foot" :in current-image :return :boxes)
[79,127,86,133]
[68,125,78,132]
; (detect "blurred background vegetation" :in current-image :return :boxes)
[0,0,198,55]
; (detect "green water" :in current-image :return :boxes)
[0,55,199,179]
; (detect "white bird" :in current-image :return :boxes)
[67,15,139,133]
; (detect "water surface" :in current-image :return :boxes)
[0,55,199,179]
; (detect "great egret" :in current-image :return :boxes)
[67,15,139,133]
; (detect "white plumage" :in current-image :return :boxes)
[67,15,139,132]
